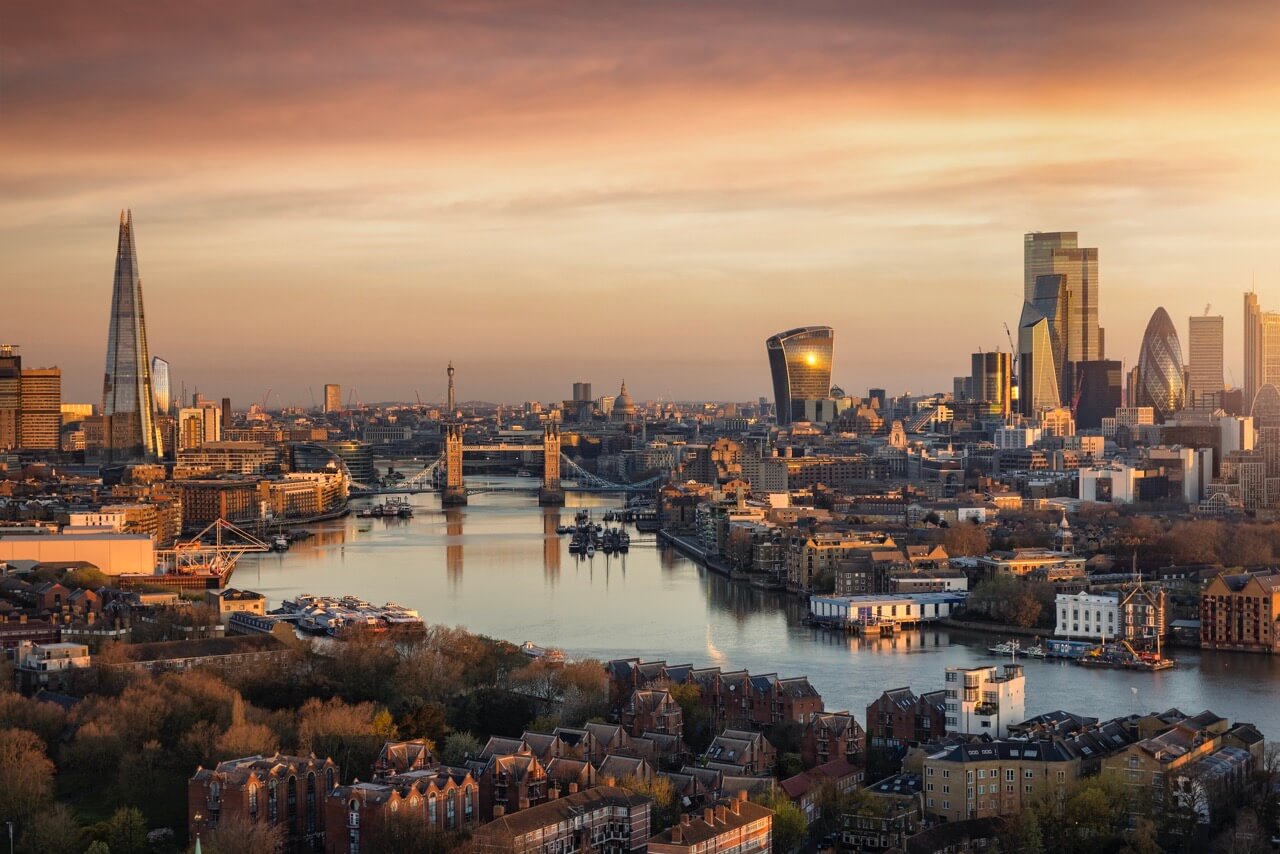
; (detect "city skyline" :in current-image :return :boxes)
[4,1,1280,404]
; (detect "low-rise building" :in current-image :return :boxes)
[942,665,1025,737]
[469,785,652,853]
[205,588,267,626]
[647,793,772,853]
[189,754,339,851]
[13,640,91,693]
[325,767,479,853]
[842,773,923,853]
[1199,570,1280,654]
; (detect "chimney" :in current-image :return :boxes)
[672,826,683,843]
[731,798,740,815]
[738,789,749,803]
[704,808,715,826]
[681,814,691,827]
[716,805,728,822]
[494,805,505,818]
[549,788,559,800]
[569,783,579,794]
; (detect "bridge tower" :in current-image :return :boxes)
[539,424,564,506]
[442,423,467,506]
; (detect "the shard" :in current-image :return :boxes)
[102,210,163,460]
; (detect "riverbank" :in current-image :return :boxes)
[937,617,1050,638]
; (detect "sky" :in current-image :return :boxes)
[3,1,1280,407]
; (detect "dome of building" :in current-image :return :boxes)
[1136,307,1185,422]
[830,385,845,398]
[612,380,636,421]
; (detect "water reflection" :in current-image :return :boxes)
[243,484,1280,737]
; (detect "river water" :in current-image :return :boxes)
[236,482,1280,738]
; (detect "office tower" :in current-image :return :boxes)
[102,210,163,461]
[151,357,171,416]
[19,367,61,450]
[953,376,972,402]
[868,389,886,410]
[1252,384,1280,427]
[221,397,232,429]
[572,382,592,402]
[1187,314,1224,410]
[1136,307,1185,423]
[1018,304,1061,416]
[323,384,341,413]
[1073,360,1123,429]
[0,345,19,449]
[971,351,1012,418]
[1023,231,1103,376]
[1245,291,1262,411]
[1029,273,1069,401]
[766,326,834,426]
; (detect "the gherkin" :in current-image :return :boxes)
[102,210,163,460]
[1136,307,1185,423]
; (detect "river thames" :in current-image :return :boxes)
[237,483,1280,737]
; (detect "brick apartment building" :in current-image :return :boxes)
[189,754,339,850]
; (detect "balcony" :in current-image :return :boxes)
[348,812,360,829]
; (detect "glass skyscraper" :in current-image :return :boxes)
[151,356,171,416]
[1023,232,1104,401]
[766,326,834,426]
[1186,315,1223,409]
[102,210,163,461]
[1136,307,1185,423]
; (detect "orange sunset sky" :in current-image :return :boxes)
[3,1,1279,406]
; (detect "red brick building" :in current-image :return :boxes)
[325,767,478,854]
[470,785,652,853]
[189,754,338,851]
[648,793,773,853]
[866,688,947,753]
[802,711,866,768]
[620,689,683,738]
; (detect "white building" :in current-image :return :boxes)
[808,592,966,627]
[995,427,1042,449]
[943,664,1025,737]
[1055,591,1119,640]
[15,641,92,691]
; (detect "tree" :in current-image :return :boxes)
[1000,809,1045,854]
[298,697,396,783]
[199,813,285,854]
[216,722,279,761]
[944,520,990,557]
[440,731,482,766]
[363,814,468,854]
[396,699,449,744]
[0,727,55,823]
[754,789,808,853]
[103,806,149,854]
[18,803,82,854]
[617,775,680,830]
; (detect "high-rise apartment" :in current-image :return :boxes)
[1187,314,1224,410]
[19,367,61,450]
[151,357,171,416]
[102,210,163,461]
[323,384,342,413]
[766,326,834,426]
[1136,307,1185,423]
[0,345,20,449]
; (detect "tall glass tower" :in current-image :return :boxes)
[1136,307,1185,423]
[766,326,834,426]
[102,210,163,460]
[151,356,172,416]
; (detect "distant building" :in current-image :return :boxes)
[324,383,342,413]
[0,344,19,449]
[14,641,91,693]
[970,352,1011,418]
[151,356,172,416]
[1135,307,1186,422]
[766,326,834,426]
[102,210,164,461]
[205,588,267,625]
[1187,315,1224,410]
[18,367,61,450]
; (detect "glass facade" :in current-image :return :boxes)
[1251,384,1280,428]
[970,351,1011,418]
[102,210,162,460]
[1186,315,1223,409]
[1018,305,1060,416]
[766,326,834,426]
[1136,307,1185,423]
[1073,360,1123,429]
[152,356,171,416]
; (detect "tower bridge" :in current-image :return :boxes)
[442,423,562,506]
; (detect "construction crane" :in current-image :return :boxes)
[1003,322,1017,358]
[1204,303,1212,316]
[261,388,272,411]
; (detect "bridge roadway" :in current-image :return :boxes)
[350,481,634,497]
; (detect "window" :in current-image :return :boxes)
[249,786,258,819]
[1024,770,1034,779]
[942,800,950,810]
[447,794,456,828]
[428,793,437,825]
[942,785,950,794]
[1057,771,1065,783]
[927,783,934,792]
[269,780,279,823]
[1025,785,1033,794]
[1005,769,1014,782]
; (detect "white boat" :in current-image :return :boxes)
[585,545,596,558]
